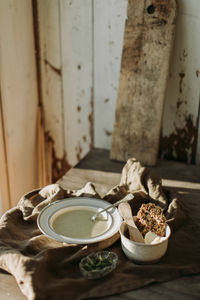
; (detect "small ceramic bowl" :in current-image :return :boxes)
[79,251,118,279]
[119,221,171,264]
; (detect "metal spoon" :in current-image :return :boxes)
[91,193,134,222]
[118,202,144,243]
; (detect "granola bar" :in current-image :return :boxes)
[135,203,166,237]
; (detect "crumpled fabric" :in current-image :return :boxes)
[0,158,199,300]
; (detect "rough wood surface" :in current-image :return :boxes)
[111,0,177,165]
[0,0,38,211]
[0,101,10,213]
[93,0,127,150]
[36,0,67,182]
[60,0,93,166]
[161,0,200,165]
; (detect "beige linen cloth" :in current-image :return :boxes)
[0,158,200,300]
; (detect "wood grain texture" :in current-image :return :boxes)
[93,0,127,150]
[0,98,11,213]
[0,0,38,210]
[196,105,200,164]
[37,0,65,160]
[36,0,72,183]
[161,0,200,165]
[60,0,93,166]
[111,0,177,165]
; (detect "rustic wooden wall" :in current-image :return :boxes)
[36,0,200,171]
[0,0,200,214]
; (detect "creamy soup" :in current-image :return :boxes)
[50,206,110,239]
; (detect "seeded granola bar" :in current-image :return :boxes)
[135,203,166,237]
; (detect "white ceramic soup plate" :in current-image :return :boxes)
[37,197,122,244]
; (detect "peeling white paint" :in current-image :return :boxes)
[162,0,200,163]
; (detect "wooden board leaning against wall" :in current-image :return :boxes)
[93,0,200,165]
[110,0,177,166]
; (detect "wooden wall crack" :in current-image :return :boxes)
[44,59,62,76]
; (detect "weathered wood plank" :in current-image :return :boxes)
[111,0,177,165]
[161,0,200,165]
[0,0,38,209]
[37,0,68,182]
[196,104,200,164]
[0,99,11,213]
[60,0,93,166]
[93,0,127,149]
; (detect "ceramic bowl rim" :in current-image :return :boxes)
[119,220,171,247]
[37,197,122,244]
[79,250,118,279]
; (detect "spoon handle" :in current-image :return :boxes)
[118,202,144,243]
[91,193,134,222]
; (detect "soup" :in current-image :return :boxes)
[50,206,110,239]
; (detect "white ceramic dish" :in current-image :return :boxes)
[37,197,122,244]
[120,220,171,264]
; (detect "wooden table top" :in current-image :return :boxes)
[1,149,200,299]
